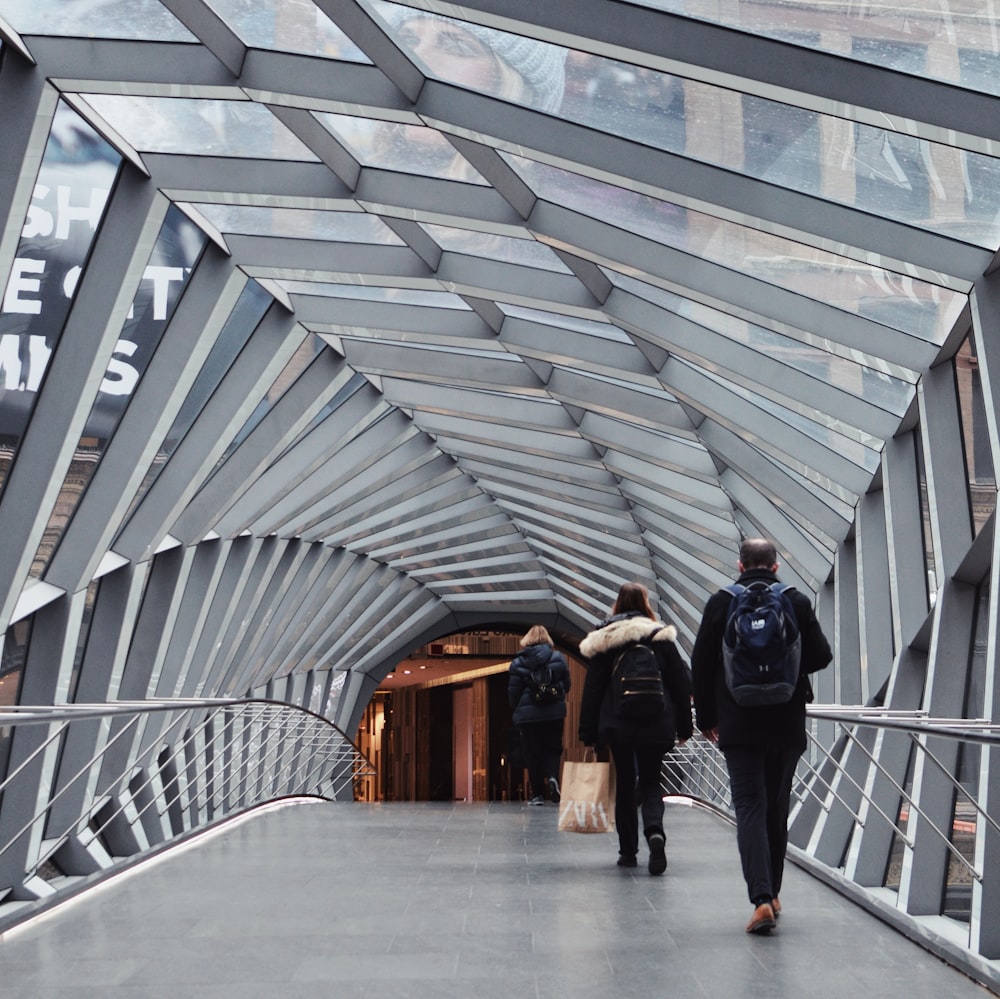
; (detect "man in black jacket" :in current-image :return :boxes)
[691,538,832,934]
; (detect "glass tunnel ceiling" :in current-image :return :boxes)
[1,0,998,685]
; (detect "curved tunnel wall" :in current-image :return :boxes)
[0,0,998,961]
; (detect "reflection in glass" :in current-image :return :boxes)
[421,223,570,271]
[942,581,990,921]
[123,280,272,524]
[954,336,996,534]
[32,207,207,579]
[0,0,193,39]
[914,428,934,601]
[204,0,370,60]
[0,103,120,498]
[0,617,30,709]
[317,113,488,184]
[609,271,915,416]
[500,304,632,343]
[372,1,566,113]
[207,335,325,475]
[375,3,1000,247]
[278,281,471,309]
[192,204,404,243]
[643,0,1000,98]
[273,372,369,462]
[0,617,30,798]
[510,154,967,346]
[66,578,99,703]
[697,363,880,475]
[81,96,319,160]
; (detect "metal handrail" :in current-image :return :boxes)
[660,705,1000,992]
[0,698,375,932]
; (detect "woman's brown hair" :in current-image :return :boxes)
[611,582,655,620]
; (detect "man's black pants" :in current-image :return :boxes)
[722,743,802,904]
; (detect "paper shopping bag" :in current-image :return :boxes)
[557,759,615,833]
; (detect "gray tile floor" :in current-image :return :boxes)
[0,800,991,998]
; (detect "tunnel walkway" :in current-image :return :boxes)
[0,799,990,998]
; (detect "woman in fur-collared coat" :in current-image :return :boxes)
[578,582,693,874]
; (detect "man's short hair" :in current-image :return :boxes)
[739,538,777,568]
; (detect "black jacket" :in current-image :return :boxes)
[508,643,571,725]
[577,612,693,748]
[690,568,832,751]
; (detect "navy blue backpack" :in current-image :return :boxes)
[722,581,802,706]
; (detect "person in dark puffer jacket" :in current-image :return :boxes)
[578,582,693,874]
[508,625,571,805]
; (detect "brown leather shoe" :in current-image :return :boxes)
[746,902,776,934]
[772,897,781,919]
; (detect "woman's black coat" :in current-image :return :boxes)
[577,612,693,748]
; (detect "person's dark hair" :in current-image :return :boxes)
[520,624,553,648]
[739,537,777,569]
[611,581,655,620]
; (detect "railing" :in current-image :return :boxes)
[661,706,1000,994]
[0,698,375,933]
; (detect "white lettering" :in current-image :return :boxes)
[558,799,611,832]
[144,266,185,320]
[26,336,51,391]
[3,258,45,315]
[22,184,54,239]
[55,185,108,239]
[101,340,139,396]
[0,335,54,391]
[63,265,81,299]
[0,335,23,389]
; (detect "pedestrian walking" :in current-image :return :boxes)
[578,582,692,873]
[691,537,832,933]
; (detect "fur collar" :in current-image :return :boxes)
[579,615,677,658]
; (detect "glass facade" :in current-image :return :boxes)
[0,0,999,968]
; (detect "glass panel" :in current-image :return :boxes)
[278,281,472,309]
[499,304,633,343]
[695,363,881,475]
[0,618,30,708]
[508,154,968,346]
[192,204,403,243]
[955,335,997,534]
[0,102,120,497]
[0,0,194,39]
[942,581,990,921]
[915,428,935,601]
[0,617,32,791]
[638,1,1000,97]
[207,335,325,474]
[883,740,917,894]
[124,280,273,521]
[746,435,858,512]
[374,3,1000,246]
[273,372,369,461]
[66,578,99,703]
[421,223,570,271]
[81,96,319,160]
[203,0,370,61]
[608,271,917,416]
[316,113,488,184]
[371,1,566,114]
[32,206,207,579]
